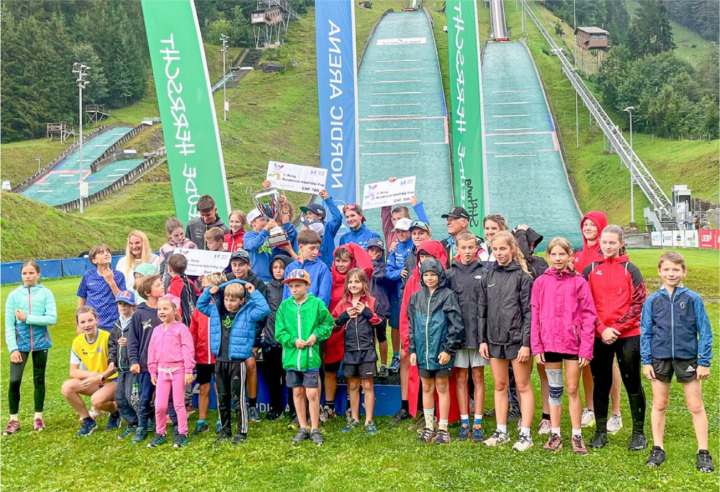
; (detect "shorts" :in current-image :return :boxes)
[324,361,341,373]
[286,369,320,389]
[375,319,388,344]
[652,358,698,383]
[418,367,453,378]
[196,363,215,385]
[388,293,400,328]
[543,352,579,363]
[487,343,524,361]
[343,361,377,379]
[454,348,490,368]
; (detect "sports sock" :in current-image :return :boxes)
[9,414,18,422]
[520,427,531,437]
[473,415,483,426]
[551,427,561,436]
[327,401,336,411]
[401,400,409,412]
[439,419,449,431]
[542,412,550,420]
[497,424,507,434]
[461,414,469,426]
[249,398,257,408]
[572,428,582,437]
[424,408,435,429]
[393,352,400,359]
[34,412,42,420]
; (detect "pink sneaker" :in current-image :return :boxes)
[3,420,20,436]
[33,418,46,431]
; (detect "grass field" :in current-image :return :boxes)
[1,249,718,491]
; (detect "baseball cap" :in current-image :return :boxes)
[135,263,157,276]
[247,209,263,223]
[230,249,251,264]
[160,294,181,309]
[394,217,413,231]
[115,290,136,306]
[300,203,326,220]
[441,207,470,220]
[410,220,431,233]
[367,238,385,251]
[282,269,311,285]
[301,217,326,237]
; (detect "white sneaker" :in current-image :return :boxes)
[607,413,623,434]
[538,418,551,435]
[484,430,511,447]
[512,433,534,452]
[581,409,596,428]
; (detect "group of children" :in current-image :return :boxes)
[2,190,715,472]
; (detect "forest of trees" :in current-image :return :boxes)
[663,0,719,42]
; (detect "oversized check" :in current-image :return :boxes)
[362,176,416,210]
[266,161,328,194]
[174,248,231,276]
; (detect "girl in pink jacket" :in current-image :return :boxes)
[147,294,195,448]
[531,237,597,455]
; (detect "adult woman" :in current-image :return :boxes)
[116,230,160,290]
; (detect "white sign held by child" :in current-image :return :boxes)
[362,176,416,210]
[266,161,328,194]
[174,248,231,276]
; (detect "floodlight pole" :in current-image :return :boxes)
[73,62,90,214]
[624,106,635,224]
[36,157,41,173]
[221,34,229,122]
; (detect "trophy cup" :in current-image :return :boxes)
[253,188,289,248]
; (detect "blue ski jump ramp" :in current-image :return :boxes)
[482,41,583,246]
[358,10,453,234]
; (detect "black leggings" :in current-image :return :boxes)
[262,345,286,414]
[590,336,646,433]
[9,350,48,414]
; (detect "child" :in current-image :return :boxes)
[62,307,119,436]
[166,254,198,327]
[196,279,270,444]
[479,231,535,452]
[302,189,344,268]
[262,255,293,420]
[385,217,415,376]
[108,290,139,438]
[77,244,126,332]
[531,237,597,454]
[283,230,332,306]
[274,270,334,445]
[189,272,227,436]
[224,210,247,253]
[244,209,298,282]
[408,259,464,444]
[583,225,647,451]
[401,220,432,289]
[445,232,489,442]
[4,261,57,435]
[641,252,714,472]
[321,243,374,421]
[205,227,226,252]
[367,238,392,378]
[159,217,197,285]
[147,295,195,448]
[333,268,384,435]
[186,195,229,249]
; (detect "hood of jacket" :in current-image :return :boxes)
[524,227,544,252]
[268,254,292,279]
[331,243,374,279]
[415,240,448,269]
[419,258,447,289]
[580,211,607,250]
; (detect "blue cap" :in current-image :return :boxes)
[300,203,326,220]
[115,290,136,306]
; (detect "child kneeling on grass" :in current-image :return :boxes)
[332,268,384,435]
[275,270,334,445]
[641,252,714,472]
[62,306,119,437]
[408,259,463,445]
[147,295,195,448]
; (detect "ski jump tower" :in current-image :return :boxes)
[251,0,300,49]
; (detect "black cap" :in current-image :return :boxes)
[230,249,251,263]
[441,206,470,220]
[300,203,326,220]
[367,238,385,250]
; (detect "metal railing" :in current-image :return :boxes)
[519,0,674,223]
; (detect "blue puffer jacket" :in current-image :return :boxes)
[197,280,270,361]
[407,259,464,370]
[4,283,57,353]
[641,286,713,367]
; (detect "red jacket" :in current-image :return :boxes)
[582,254,647,339]
[189,307,214,365]
[573,211,607,273]
[324,243,374,363]
[224,229,246,253]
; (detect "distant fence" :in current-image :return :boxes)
[2,255,124,285]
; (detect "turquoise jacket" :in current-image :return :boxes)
[5,283,57,353]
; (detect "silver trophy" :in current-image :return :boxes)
[253,188,289,248]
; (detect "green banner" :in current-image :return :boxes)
[446,0,484,234]
[141,0,230,224]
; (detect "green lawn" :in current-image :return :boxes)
[1,249,718,490]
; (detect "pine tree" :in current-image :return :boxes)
[628,0,675,59]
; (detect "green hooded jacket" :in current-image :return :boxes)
[275,293,333,371]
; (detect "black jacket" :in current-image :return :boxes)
[514,228,548,280]
[446,258,486,349]
[403,249,416,289]
[440,234,485,268]
[186,217,229,250]
[108,317,133,373]
[478,261,533,348]
[334,295,384,353]
[262,255,292,347]
[126,304,161,372]
[370,257,392,317]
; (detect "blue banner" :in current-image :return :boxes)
[315,0,359,208]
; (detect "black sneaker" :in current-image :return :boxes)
[147,433,167,448]
[214,433,232,445]
[417,428,435,443]
[389,408,412,425]
[434,429,451,445]
[588,432,608,449]
[506,406,521,422]
[265,410,282,421]
[292,428,310,444]
[232,433,247,445]
[698,450,715,473]
[628,431,647,451]
[310,429,324,446]
[646,446,666,467]
[173,433,189,448]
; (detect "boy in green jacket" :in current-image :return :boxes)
[275,270,333,445]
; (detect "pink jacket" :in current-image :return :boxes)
[530,268,597,360]
[147,321,196,379]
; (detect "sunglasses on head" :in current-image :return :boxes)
[343,204,359,212]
